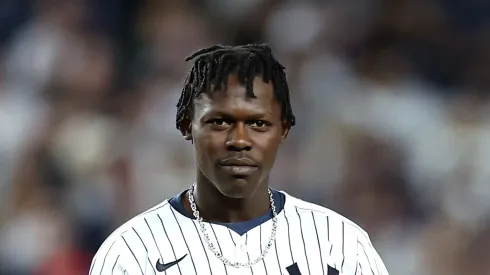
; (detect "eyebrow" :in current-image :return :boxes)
[202,110,271,120]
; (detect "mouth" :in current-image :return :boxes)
[219,165,258,176]
[218,158,259,176]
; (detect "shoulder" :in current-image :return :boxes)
[281,191,370,241]
[281,192,390,274]
[89,200,172,271]
[104,200,172,243]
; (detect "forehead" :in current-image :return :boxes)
[193,74,280,117]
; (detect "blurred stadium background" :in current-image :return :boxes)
[1,0,490,274]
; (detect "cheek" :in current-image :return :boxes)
[194,131,225,160]
[254,133,282,162]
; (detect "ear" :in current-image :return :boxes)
[280,121,291,143]
[179,118,193,142]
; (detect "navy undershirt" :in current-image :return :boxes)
[169,189,286,236]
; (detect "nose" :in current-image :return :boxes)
[225,122,252,152]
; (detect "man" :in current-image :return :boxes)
[89,44,389,275]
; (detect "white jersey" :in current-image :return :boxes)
[89,191,389,275]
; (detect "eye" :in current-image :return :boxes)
[210,119,228,126]
[207,119,231,129]
[249,120,271,128]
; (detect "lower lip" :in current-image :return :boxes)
[220,165,258,175]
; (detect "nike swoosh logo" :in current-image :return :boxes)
[155,254,187,272]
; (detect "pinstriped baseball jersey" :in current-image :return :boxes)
[89,190,389,275]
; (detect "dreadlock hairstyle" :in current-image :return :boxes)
[175,44,296,131]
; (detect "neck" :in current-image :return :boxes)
[184,175,271,223]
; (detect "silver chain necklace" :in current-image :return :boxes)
[188,183,278,268]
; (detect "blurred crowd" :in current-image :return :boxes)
[1,0,490,274]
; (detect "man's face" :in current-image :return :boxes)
[181,74,289,198]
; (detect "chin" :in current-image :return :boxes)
[214,176,259,199]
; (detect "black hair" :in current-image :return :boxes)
[175,44,296,131]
